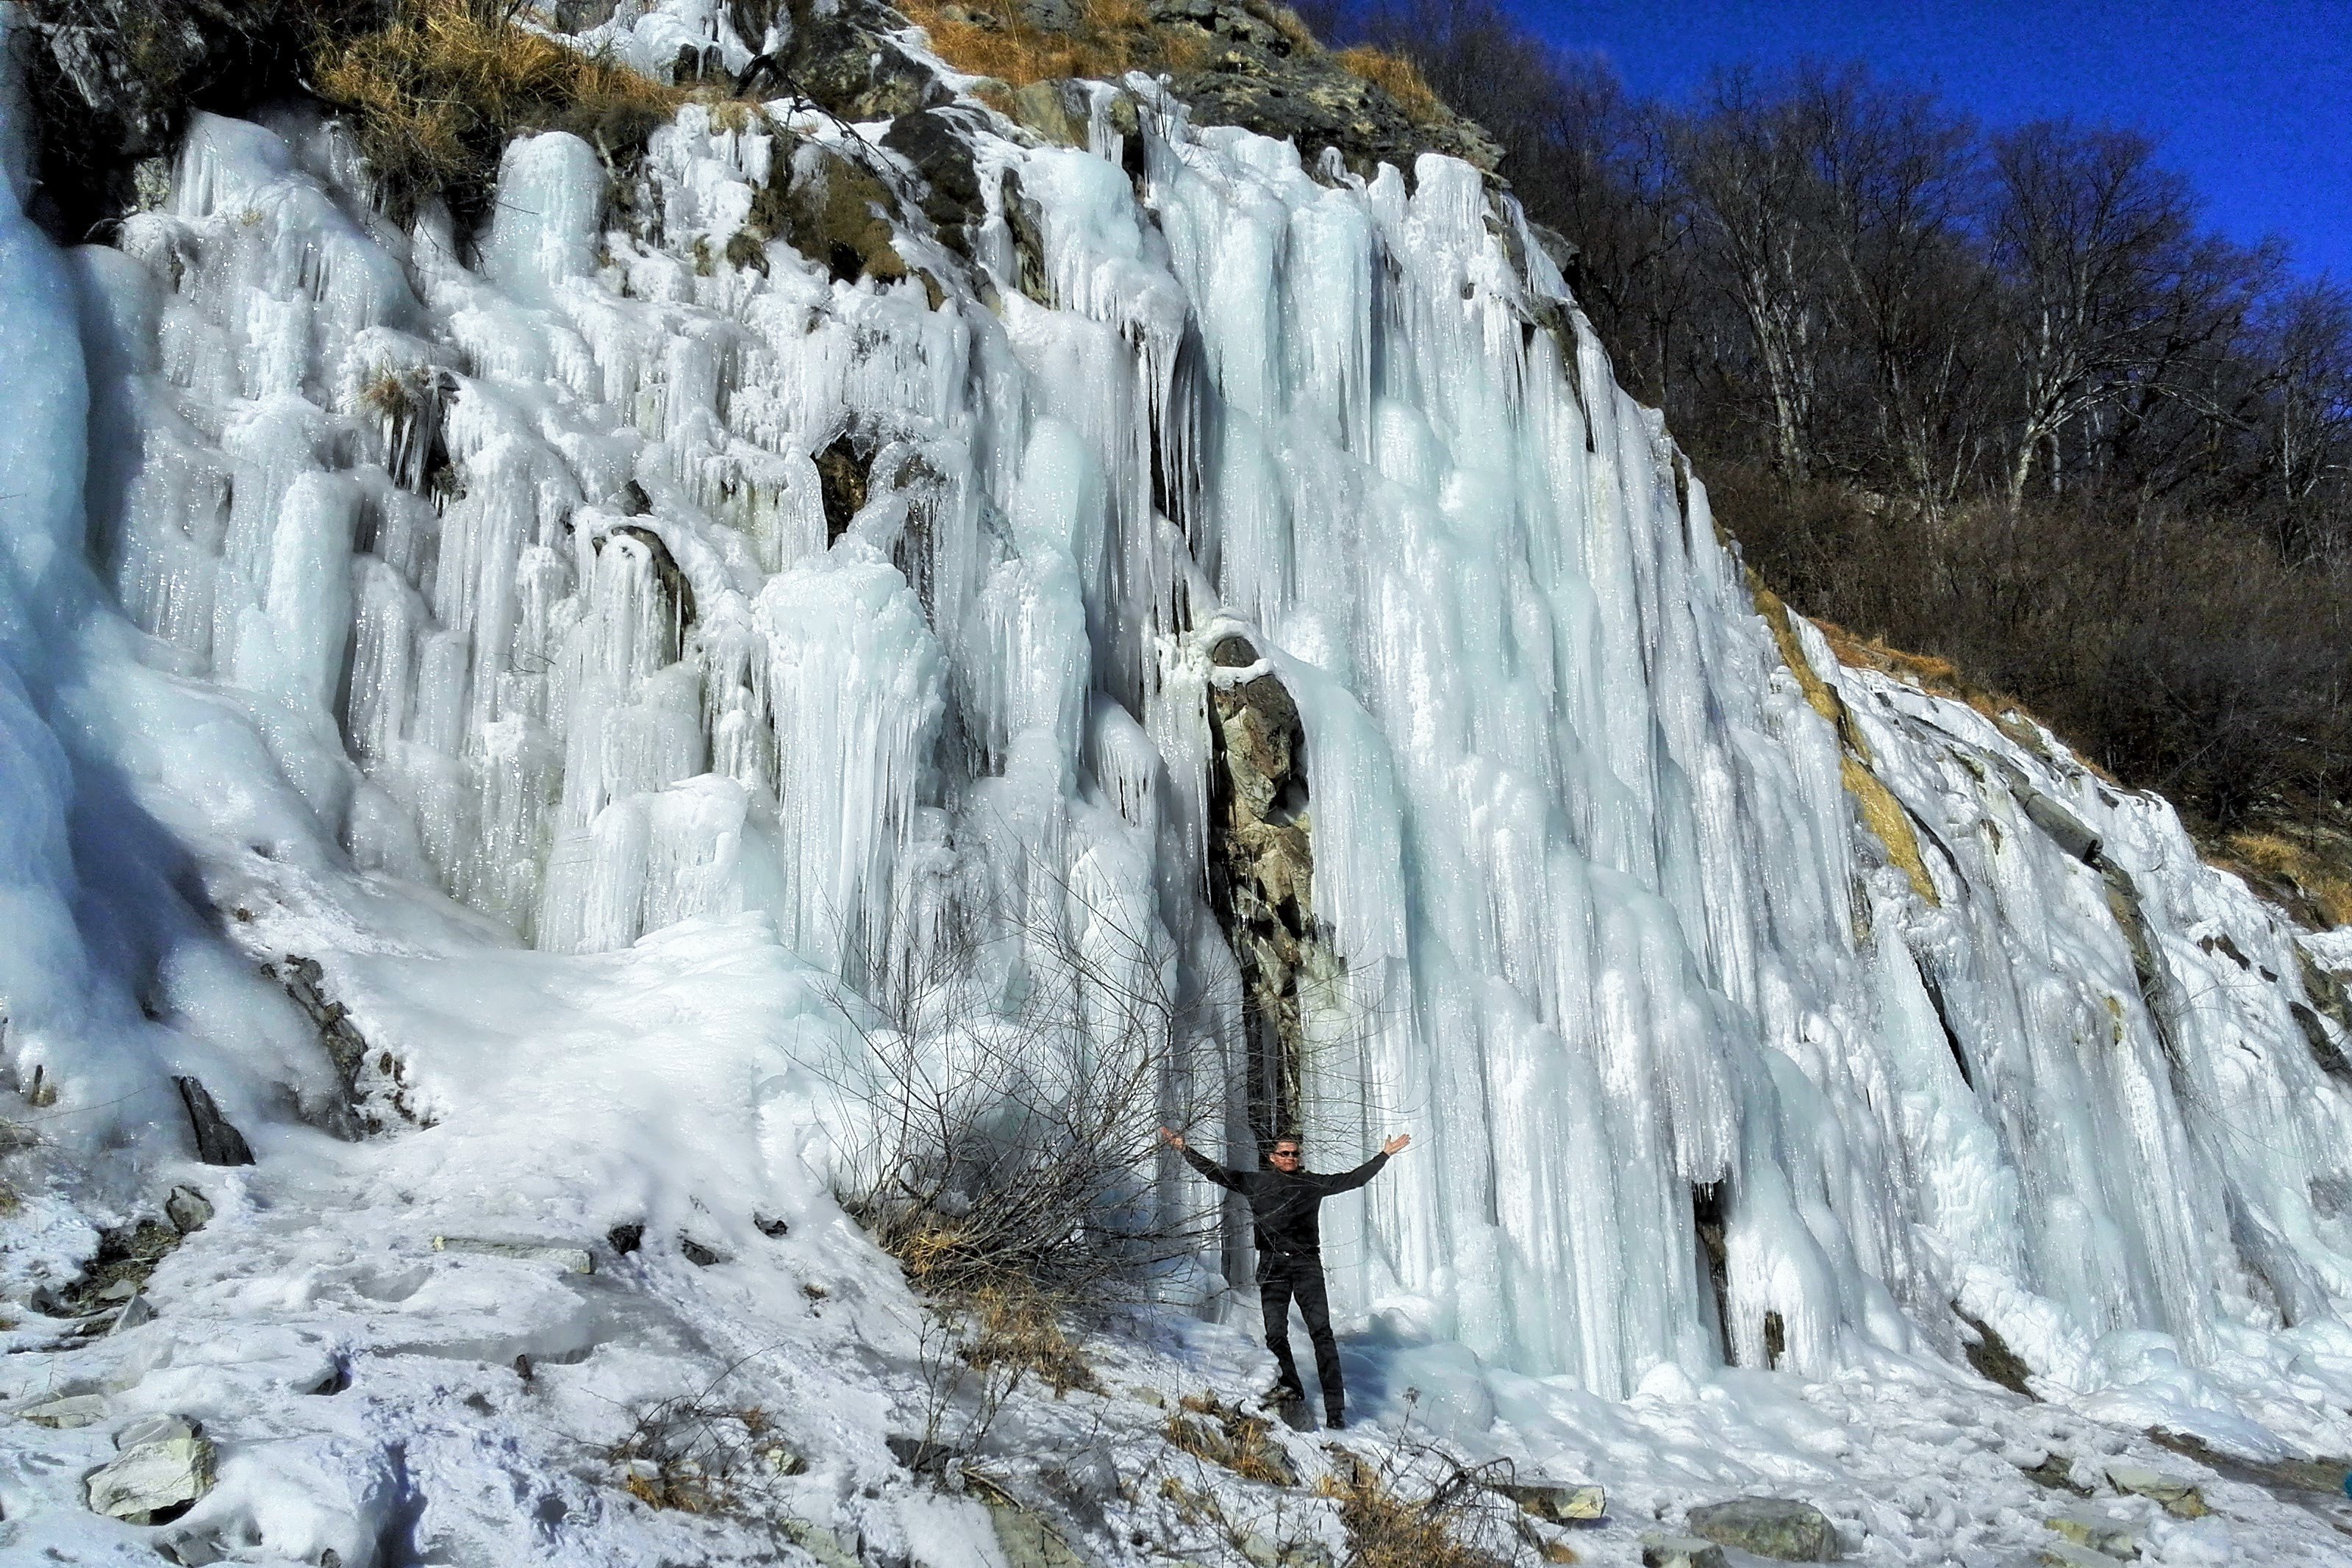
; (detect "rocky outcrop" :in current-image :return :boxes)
[1144,0,1498,179]
[1204,634,1325,1142]
[85,1415,216,1525]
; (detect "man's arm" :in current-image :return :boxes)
[1311,1134,1411,1195]
[1162,1127,1243,1192]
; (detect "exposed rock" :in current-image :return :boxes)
[1959,1309,2037,1399]
[265,955,378,1136]
[110,1292,154,1334]
[680,1235,727,1266]
[164,1184,214,1234]
[21,1393,109,1428]
[2102,1463,2207,1518]
[776,0,948,121]
[174,1075,255,1166]
[1501,1479,1606,1522]
[1685,1497,1842,1561]
[881,105,990,251]
[748,143,916,289]
[430,1236,596,1273]
[87,1420,215,1525]
[2035,1542,2128,1568]
[1641,1535,1729,1568]
[44,1217,183,1319]
[990,1503,1089,1568]
[608,1221,646,1255]
[2044,1509,2139,1560]
[1143,0,1500,182]
[815,429,876,540]
[1203,633,1326,1141]
[2148,1425,2351,1494]
[781,1517,864,1568]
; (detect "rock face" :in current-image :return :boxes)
[85,1417,215,1525]
[1204,634,1326,1142]
[1141,0,1500,178]
[1685,1497,1842,1561]
[2044,1508,2140,1559]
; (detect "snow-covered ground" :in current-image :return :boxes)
[4,0,2352,1559]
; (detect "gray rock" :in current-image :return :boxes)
[1502,1479,1606,1521]
[2102,1462,2207,1518]
[2045,1509,2139,1559]
[87,1431,215,1523]
[21,1394,108,1428]
[1642,1535,1729,1568]
[430,1236,594,1273]
[990,1503,1088,1567]
[174,1076,254,1167]
[165,1185,214,1234]
[779,1518,861,1568]
[1014,0,1079,29]
[109,1293,154,1335]
[1686,1497,1842,1561]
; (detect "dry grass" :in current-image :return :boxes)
[899,0,1173,87]
[1317,1452,1523,1568]
[958,1286,1100,1397]
[1751,581,1940,904]
[2222,831,2352,928]
[1163,1393,1297,1486]
[314,0,690,219]
[1335,44,1443,124]
[608,1395,801,1514]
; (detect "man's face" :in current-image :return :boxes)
[1270,1142,1302,1171]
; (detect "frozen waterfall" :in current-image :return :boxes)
[13,30,2352,1447]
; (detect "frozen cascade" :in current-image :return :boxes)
[9,12,2352,1455]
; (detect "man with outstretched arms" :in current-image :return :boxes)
[1160,1125,1412,1431]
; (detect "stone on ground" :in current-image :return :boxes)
[2101,1462,2208,1517]
[2044,1508,2140,1559]
[21,1393,108,1428]
[85,1425,216,1523]
[1686,1496,1842,1561]
[1503,1479,1606,1522]
[1641,1535,1729,1568]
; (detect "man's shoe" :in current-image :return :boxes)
[1324,1409,1346,1431]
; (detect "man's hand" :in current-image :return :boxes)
[1159,1126,1187,1151]
[1381,1132,1412,1156]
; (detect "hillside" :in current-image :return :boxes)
[1,1,2351,1564]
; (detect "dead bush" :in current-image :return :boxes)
[312,0,690,221]
[1318,1446,1534,1568]
[1164,1393,1297,1487]
[607,1391,802,1514]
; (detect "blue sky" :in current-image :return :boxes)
[1500,0,2351,282]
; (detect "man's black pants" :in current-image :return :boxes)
[1258,1253,1343,1422]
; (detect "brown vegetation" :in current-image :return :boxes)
[1334,45,1440,124]
[313,0,690,220]
[897,0,1191,88]
[1318,1450,1524,1568]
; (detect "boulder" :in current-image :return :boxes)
[2101,1463,2207,1518]
[1641,1535,1729,1568]
[1502,1479,1606,1522]
[2044,1509,2139,1559]
[87,1423,215,1524]
[164,1185,214,1234]
[1686,1497,1842,1561]
[174,1077,254,1167]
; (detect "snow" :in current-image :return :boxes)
[2,0,2352,1560]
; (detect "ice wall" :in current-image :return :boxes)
[24,36,2352,1436]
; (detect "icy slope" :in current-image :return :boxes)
[2,0,2352,1558]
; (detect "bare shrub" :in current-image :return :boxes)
[607,1389,801,1514]
[812,864,1226,1309]
[1318,1438,1542,1568]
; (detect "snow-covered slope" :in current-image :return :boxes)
[5,1,2352,1561]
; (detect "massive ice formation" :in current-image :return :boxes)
[8,8,2352,1447]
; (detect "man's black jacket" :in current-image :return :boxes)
[1180,1145,1388,1265]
